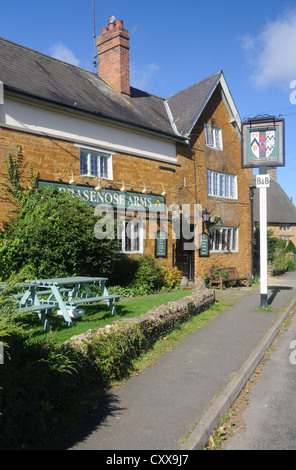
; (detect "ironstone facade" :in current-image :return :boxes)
[0,18,253,280]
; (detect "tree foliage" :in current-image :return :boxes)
[0,186,119,280]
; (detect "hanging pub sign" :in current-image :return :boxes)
[241,116,285,168]
[199,232,209,257]
[155,230,168,258]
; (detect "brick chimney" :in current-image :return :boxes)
[96,16,130,96]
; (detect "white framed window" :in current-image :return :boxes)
[204,124,223,150]
[118,219,144,254]
[207,169,237,199]
[76,144,113,180]
[209,227,238,252]
[280,224,291,231]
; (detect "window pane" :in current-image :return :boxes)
[205,125,213,146]
[214,128,222,149]
[131,222,139,251]
[100,156,108,178]
[207,170,212,194]
[225,175,230,198]
[230,175,235,198]
[219,174,224,197]
[213,172,218,195]
[221,229,227,250]
[90,154,98,176]
[80,151,88,175]
[232,229,237,250]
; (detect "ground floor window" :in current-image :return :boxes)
[119,218,144,253]
[209,226,238,252]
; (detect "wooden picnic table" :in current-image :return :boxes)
[17,276,121,331]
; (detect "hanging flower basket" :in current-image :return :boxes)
[209,214,223,225]
[168,209,189,224]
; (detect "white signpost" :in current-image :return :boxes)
[256,173,270,307]
[241,116,285,308]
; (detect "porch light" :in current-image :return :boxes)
[120,181,127,193]
[202,208,210,223]
[142,183,148,194]
[161,185,167,197]
[95,179,102,193]
[69,174,77,186]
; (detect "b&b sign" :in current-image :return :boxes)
[255,174,270,188]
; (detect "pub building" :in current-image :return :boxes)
[0,17,253,281]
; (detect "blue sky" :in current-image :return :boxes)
[2,0,296,201]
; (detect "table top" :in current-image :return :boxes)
[25,276,108,286]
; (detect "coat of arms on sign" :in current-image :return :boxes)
[250,130,275,158]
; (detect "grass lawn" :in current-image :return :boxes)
[31,289,195,343]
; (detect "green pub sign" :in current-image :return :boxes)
[199,233,209,257]
[155,230,168,258]
[37,180,166,213]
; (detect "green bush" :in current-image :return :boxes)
[286,240,296,254]
[133,255,164,289]
[286,258,296,271]
[0,186,119,280]
[0,304,145,449]
[162,266,183,290]
[109,256,183,295]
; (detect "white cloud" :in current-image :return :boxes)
[49,42,80,66]
[242,9,296,87]
[130,62,161,90]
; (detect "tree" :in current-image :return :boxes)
[0,145,39,229]
[0,186,119,280]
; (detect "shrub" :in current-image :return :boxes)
[0,303,88,449]
[286,258,296,271]
[0,186,119,280]
[109,255,139,286]
[133,255,164,291]
[162,266,183,290]
[0,303,145,448]
[286,240,296,254]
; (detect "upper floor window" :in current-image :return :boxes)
[207,169,237,199]
[280,224,291,231]
[78,145,113,180]
[204,124,223,150]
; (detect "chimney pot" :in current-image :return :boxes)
[108,15,116,29]
[102,27,108,34]
[116,20,123,28]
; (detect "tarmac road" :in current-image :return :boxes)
[223,309,296,450]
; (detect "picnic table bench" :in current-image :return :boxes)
[208,267,249,290]
[5,277,121,331]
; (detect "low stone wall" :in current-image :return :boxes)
[68,279,215,350]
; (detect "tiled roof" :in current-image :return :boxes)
[0,36,222,140]
[167,72,222,135]
[253,179,296,224]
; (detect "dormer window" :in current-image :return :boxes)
[204,124,223,150]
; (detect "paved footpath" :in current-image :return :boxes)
[48,271,296,450]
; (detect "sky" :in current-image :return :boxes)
[1,0,296,201]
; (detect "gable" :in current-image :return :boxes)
[167,71,241,137]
